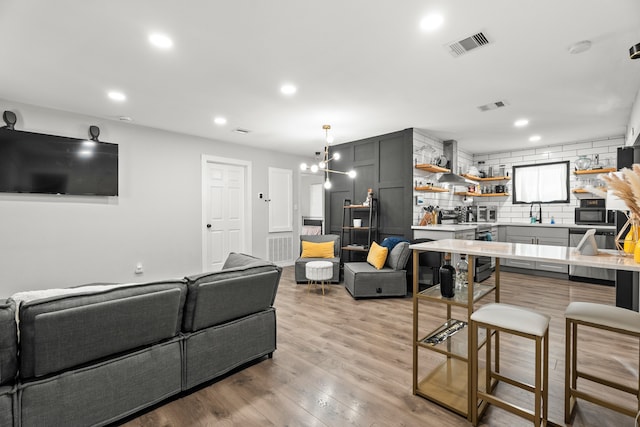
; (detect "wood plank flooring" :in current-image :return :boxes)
[121,267,638,426]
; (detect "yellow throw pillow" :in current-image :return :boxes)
[367,241,388,270]
[301,240,335,258]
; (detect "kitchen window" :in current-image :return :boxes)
[512,161,570,204]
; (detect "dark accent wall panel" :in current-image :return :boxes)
[325,128,413,245]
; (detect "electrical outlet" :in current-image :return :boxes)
[135,263,144,274]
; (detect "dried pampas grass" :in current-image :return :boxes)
[603,167,640,219]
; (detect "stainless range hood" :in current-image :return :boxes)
[437,140,478,185]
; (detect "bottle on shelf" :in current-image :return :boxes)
[363,188,373,206]
[455,255,468,292]
[439,254,456,298]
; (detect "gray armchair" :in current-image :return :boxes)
[295,234,341,283]
[344,241,411,298]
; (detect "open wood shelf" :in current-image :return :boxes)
[415,185,449,193]
[573,167,616,175]
[415,164,450,173]
[572,187,607,194]
[461,174,511,182]
[475,193,510,197]
[454,191,481,197]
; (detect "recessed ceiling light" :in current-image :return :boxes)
[108,91,126,102]
[214,117,227,125]
[514,119,529,127]
[529,135,541,142]
[280,84,297,95]
[149,33,173,49]
[420,13,444,31]
[234,128,250,135]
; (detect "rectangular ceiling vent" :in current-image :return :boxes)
[447,32,490,57]
[477,100,509,112]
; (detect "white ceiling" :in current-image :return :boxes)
[1,1,639,156]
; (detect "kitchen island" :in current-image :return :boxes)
[409,238,640,423]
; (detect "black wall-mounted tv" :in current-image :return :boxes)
[0,128,118,196]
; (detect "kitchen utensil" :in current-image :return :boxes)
[435,155,448,167]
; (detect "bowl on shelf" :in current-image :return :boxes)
[575,155,592,170]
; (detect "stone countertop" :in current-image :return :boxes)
[413,222,615,231]
[409,239,638,272]
[411,224,478,232]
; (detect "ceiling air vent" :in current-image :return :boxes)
[233,128,250,135]
[477,100,509,112]
[447,32,490,57]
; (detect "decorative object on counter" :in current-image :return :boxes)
[363,188,373,206]
[299,124,356,189]
[602,167,640,255]
[550,216,555,224]
[455,254,468,291]
[439,253,455,298]
[575,155,592,170]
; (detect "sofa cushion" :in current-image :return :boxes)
[13,280,187,379]
[221,252,272,270]
[299,234,340,257]
[301,240,335,258]
[0,300,17,386]
[386,241,411,271]
[183,254,282,332]
[367,242,388,270]
[380,236,408,252]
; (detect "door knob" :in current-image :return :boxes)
[206,224,212,229]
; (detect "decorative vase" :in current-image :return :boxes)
[575,155,592,170]
[624,225,637,254]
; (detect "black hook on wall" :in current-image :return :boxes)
[89,125,100,142]
[2,111,17,130]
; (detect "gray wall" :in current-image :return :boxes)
[326,128,413,255]
[0,99,303,295]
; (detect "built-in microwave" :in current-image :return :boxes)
[574,208,615,225]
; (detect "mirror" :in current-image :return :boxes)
[512,161,570,204]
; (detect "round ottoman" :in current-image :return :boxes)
[305,260,333,295]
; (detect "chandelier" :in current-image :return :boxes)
[300,124,356,189]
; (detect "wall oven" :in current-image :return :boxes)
[474,225,493,282]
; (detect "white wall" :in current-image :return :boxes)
[412,129,473,224]
[627,87,640,145]
[473,136,623,224]
[412,129,625,225]
[0,100,304,295]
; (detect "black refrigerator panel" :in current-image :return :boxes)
[616,146,640,169]
[615,149,639,311]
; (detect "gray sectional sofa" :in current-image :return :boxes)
[0,252,281,427]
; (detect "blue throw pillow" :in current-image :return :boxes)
[381,236,409,252]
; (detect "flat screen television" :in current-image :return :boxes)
[0,128,118,196]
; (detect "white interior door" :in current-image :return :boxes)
[202,156,251,271]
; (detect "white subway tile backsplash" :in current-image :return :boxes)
[414,132,620,225]
[563,142,593,151]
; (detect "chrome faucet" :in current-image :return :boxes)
[529,202,542,223]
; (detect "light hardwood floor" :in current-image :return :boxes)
[122,267,638,427]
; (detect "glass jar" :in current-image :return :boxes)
[575,155,592,170]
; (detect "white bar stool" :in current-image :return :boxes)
[470,303,550,426]
[565,301,640,422]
